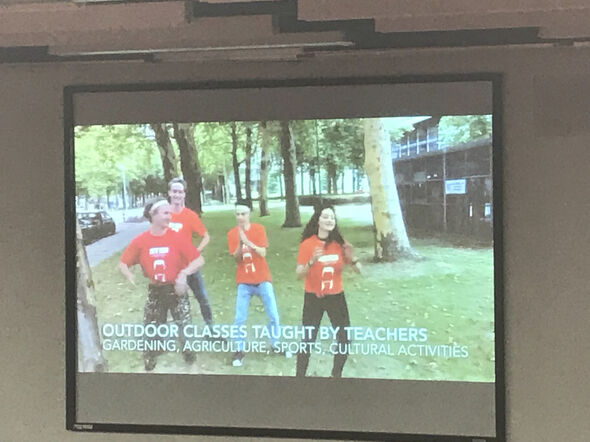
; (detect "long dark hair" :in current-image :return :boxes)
[300,202,345,247]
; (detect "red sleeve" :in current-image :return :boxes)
[297,238,312,265]
[189,211,207,237]
[227,228,238,255]
[178,234,200,262]
[120,237,140,266]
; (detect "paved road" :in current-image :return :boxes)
[86,220,148,267]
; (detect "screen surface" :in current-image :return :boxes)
[66,77,502,440]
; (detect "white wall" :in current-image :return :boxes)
[1,45,589,441]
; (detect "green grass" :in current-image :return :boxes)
[90,208,495,381]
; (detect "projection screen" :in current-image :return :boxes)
[65,75,504,440]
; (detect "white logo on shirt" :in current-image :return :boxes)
[149,247,170,257]
[318,254,339,292]
[242,244,256,273]
[169,222,183,232]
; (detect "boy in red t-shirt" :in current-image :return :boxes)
[226,199,287,367]
[119,199,204,371]
[168,177,215,328]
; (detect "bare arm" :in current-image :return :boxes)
[349,259,362,274]
[180,255,204,276]
[195,231,210,253]
[118,262,136,285]
[238,228,266,257]
[295,246,323,280]
[175,255,205,294]
[296,263,309,280]
[343,242,362,274]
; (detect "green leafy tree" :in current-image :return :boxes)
[364,118,417,261]
[438,115,492,146]
[75,125,163,205]
[194,122,232,202]
[149,123,179,185]
[279,121,301,227]
[173,123,203,214]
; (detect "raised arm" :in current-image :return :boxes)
[195,231,210,253]
[118,262,136,285]
[238,227,266,257]
[296,246,323,280]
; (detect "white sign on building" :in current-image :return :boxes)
[445,179,467,195]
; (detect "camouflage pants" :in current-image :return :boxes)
[143,284,192,363]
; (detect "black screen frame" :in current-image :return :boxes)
[64,73,505,441]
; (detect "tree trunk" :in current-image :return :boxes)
[244,125,253,203]
[230,122,243,201]
[76,219,107,372]
[363,118,417,262]
[300,167,305,196]
[310,166,317,195]
[172,123,203,214]
[280,121,301,227]
[326,163,337,194]
[150,123,179,185]
[258,121,270,216]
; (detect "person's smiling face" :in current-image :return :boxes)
[168,182,186,205]
[318,208,336,233]
[152,203,172,229]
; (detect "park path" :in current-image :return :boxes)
[86,219,147,267]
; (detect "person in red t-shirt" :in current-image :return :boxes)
[168,177,215,328]
[295,203,361,377]
[226,199,287,367]
[119,199,204,371]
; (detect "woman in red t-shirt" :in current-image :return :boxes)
[295,203,361,377]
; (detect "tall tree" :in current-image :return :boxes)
[244,124,254,203]
[150,123,179,185]
[230,122,243,201]
[438,115,492,146]
[258,121,271,216]
[364,118,416,261]
[280,121,301,227]
[172,123,203,214]
[75,125,164,205]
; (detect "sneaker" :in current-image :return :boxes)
[231,351,244,367]
[144,357,157,371]
[277,350,293,359]
[271,346,293,359]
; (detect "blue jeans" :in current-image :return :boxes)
[233,282,280,351]
[187,271,213,326]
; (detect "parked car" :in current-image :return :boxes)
[77,210,116,244]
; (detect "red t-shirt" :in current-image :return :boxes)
[297,235,344,296]
[169,207,207,242]
[227,223,272,284]
[120,229,200,284]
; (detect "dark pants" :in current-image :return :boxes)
[296,292,350,378]
[143,284,192,363]
[187,271,213,326]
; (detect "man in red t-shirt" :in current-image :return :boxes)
[168,177,215,328]
[119,199,204,371]
[226,199,286,367]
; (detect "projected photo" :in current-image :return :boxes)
[74,115,495,381]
